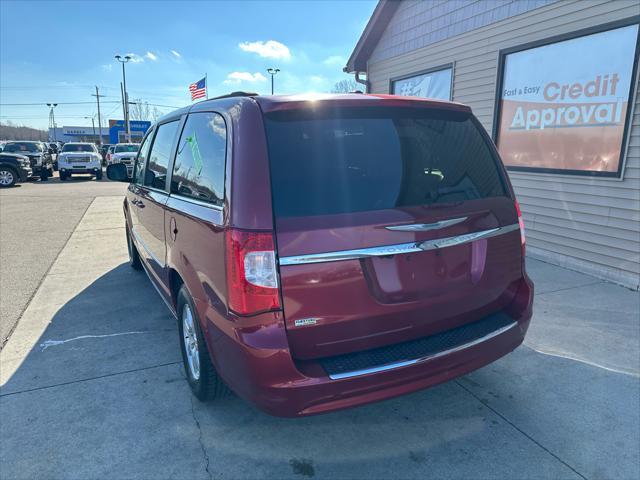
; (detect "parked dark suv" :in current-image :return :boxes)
[107,93,533,417]
[0,152,32,187]
[2,141,54,180]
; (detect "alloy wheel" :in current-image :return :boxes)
[0,170,14,186]
[182,304,200,381]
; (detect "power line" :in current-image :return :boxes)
[0,101,121,106]
[0,115,90,119]
[0,85,97,89]
[1,101,180,108]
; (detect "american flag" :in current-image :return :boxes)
[189,77,206,101]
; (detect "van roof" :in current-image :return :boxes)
[156,92,471,124]
[253,93,471,113]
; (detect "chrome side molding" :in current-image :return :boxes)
[385,216,467,232]
[328,321,517,380]
[279,223,519,266]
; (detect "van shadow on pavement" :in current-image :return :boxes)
[1,262,638,479]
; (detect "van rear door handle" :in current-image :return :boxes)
[385,217,468,231]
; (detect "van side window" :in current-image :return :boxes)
[171,112,226,206]
[144,121,179,190]
[133,132,153,185]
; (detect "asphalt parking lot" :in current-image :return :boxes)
[0,173,126,346]
[0,176,639,479]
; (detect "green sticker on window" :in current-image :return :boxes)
[186,131,203,175]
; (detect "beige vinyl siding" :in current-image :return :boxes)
[368,0,640,289]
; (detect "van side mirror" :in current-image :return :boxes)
[106,163,130,182]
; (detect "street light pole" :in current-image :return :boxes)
[47,103,58,141]
[267,68,280,95]
[115,55,132,142]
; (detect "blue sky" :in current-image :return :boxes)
[0,0,376,130]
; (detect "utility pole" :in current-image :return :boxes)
[85,116,96,142]
[91,86,105,145]
[120,82,126,136]
[126,91,131,141]
[267,68,280,95]
[47,103,58,141]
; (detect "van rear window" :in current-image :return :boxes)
[265,107,508,218]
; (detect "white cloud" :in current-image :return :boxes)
[323,55,346,67]
[101,64,113,72]
[309,75,325,84]
[223,72,268,85]
[170,50,181,58]
[125,53,144,63]
[145,51,158,61]
[238,40,291,60]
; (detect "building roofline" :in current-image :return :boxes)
[344,0,401,73]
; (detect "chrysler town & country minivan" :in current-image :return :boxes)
[107,92,533,417]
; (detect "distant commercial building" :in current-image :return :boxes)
[49,119,152,144]
[49,125,109,144]
[108,119,151,144]
[346,0,640,289]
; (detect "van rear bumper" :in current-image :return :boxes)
[207,274,533,417]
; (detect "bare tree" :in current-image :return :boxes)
[129,100,151,121]
[129,100,164,122]
[150,106,163,122]
[0,122,48,141]
[331,79,361,93]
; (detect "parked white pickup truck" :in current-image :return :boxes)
[108,143,139,178]
[57,143,103,181]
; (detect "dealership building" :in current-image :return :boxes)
[49,119,151,144]
[347,0,640,289]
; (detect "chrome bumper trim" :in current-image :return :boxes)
[328,321,518,380]
[279,223,519,266]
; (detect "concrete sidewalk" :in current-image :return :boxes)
[0,174,127,346]
[1,195,638,479]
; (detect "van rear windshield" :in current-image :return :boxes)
[264,107,508,218]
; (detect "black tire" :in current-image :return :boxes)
[96,170,103,180]
[0,167,18,188]
[177,285,228,401]
[59,172,67,181]
[40,172,49,181]
[126,227,142,270]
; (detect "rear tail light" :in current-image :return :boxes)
[515,201,526,254]
[225,228,281,316]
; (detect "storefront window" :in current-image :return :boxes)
[496,23,639,177]
[392,66,452,100]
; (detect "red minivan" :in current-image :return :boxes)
[107,92,533,417]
